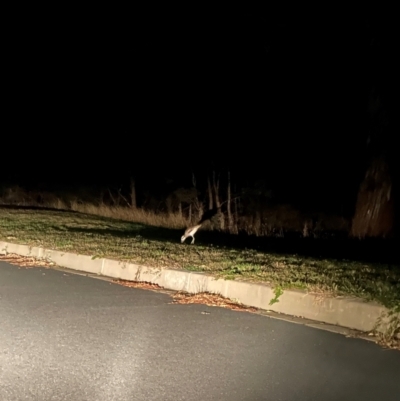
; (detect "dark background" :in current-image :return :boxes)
[2,7,397,218]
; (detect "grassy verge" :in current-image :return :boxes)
[1,207,399,310]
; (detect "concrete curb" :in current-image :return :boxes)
[0,240,389,334]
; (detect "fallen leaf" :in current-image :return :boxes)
[170,291,258,313]
[112,279,162,290]
[0,254,54,269]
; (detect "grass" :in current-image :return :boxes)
[1,206,399,310]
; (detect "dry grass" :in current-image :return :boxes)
[67,202,188,229]
[1,206,399,311]
[0,186,188,229]
[0,185,350,236]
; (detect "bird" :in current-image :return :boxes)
[180,207,220,244]
[181,224,202,244]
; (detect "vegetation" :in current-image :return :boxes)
[1,205,399,311]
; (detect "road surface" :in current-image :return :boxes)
[0,260,399,401]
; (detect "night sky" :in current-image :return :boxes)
[3,9,397,213]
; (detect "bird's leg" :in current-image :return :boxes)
[191,236,195,244]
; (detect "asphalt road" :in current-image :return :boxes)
[1,260,399,401]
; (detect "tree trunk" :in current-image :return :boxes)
[207,176,213,210]
[192,172,202,222]
[130,178,137,209]
[233,195,239,234]
[350,156,394,238]
[212,171,221,209]
[212,171,224,229]
[227,171,232,230]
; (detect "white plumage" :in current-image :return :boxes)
[181,224,202,244]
